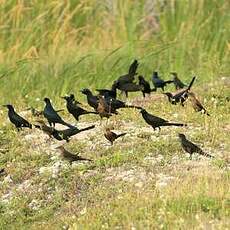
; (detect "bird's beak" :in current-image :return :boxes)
[2,105,7,107]
[60,96,66,99]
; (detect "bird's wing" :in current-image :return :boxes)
[145,112,166,124]
[12,113,29,125]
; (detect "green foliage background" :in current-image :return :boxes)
[0,0,229,104]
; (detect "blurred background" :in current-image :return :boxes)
[0,0,229,104]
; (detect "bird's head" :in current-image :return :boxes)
[69,94,75,100]
[80,88,91,95]
[152,71,158,78]
[140,108,146,114]
[178,133,186,139]
[138,75,144,81]
[44,97,51,103]
[2,104,14,110]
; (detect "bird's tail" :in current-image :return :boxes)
[117,133,127,138]
[79,125,95,133]
[28,123,32,129]
[129,60,138,75]
[187,76,196,91]
[204,110,210,116]
[79,157,93,161]
[164,80,174,84]
[125,105,143,110]
[198,149,213,158]
[61,121,76,128]
[204,153,214,158]
[165,122,187,127]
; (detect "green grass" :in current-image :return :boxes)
[0,0,230,229]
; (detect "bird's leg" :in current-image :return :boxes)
[189,154,192,160]
[125,91,128,98]
[48,121,52,127]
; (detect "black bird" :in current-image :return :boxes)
[62,94,97,121]
[117,59,138,84]
[115,81,144,98]
[171,72,187,89]
[81,88,99,110]
[3,104,32,131]
[138,75,156,97]
[43,98,75,128]
[96,81,118,99]
[152,71,173,91]
[163,76,196,106]
[178,133,213,159]
[56,146,92,164]
[140,109,186,130]
[35,120,95,142]
[104,93,142,110]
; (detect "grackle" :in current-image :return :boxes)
[188,92,210,116]
[43,97,75,128]
[152,71,173,91]
[163,76,196,106]
[170,72,187,90]
[104,128,126,145]
[178,133,213,159]
[115,81,144,98]
[35,120,95,142]
[56,146,92,164]
[138,75,156,97]
[140,109,186,130]
[117,59,138,84]
[3,104,32,131]
[62,94,97,121]
[104,93,142,110]
[81,88,99,110]
[96,81,118,99]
